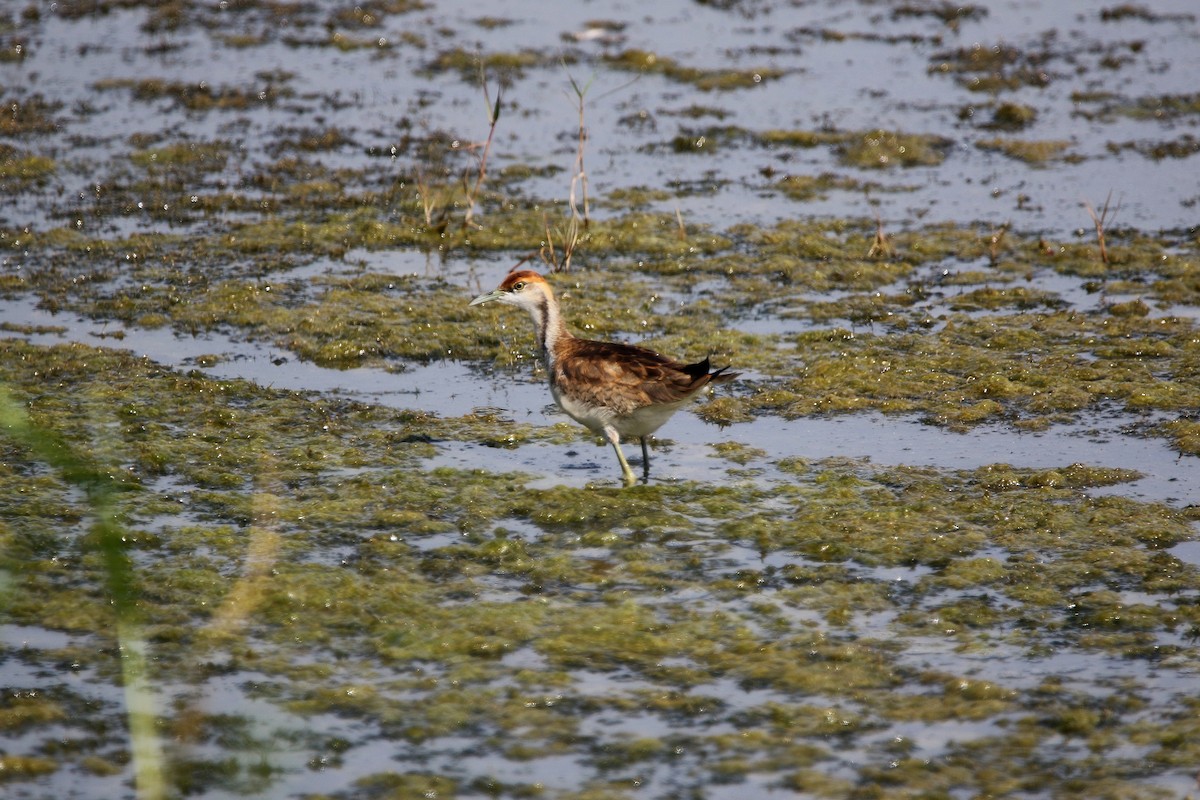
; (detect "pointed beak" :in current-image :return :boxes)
[469,289,504,306]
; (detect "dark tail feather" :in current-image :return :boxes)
[683,356,739,384]
[708,364,740,384]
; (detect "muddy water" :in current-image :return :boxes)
[3,1,1200,799]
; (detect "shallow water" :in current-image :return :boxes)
[3,1,1200,799]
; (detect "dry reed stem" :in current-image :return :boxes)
[867,211,895,259]
[565,68,594,230]
[988,221,1011,265]
[1083,191,1119,266]
[463,67,502,230]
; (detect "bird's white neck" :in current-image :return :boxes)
[526,289,571,370]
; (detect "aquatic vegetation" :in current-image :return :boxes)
[893,2,989,27]
[987,101,1038,130]
[426,47,551,83]
[0,146,55,186]
[929,41,1053,92]
[0,92,61,135]
[1075,90,1200,123]
[774,172,888,201]
[836,129,953,169]
[684,124,952,170]
[1109,133,1200,160]
[129,141,233,172]
[604,49,784,91]
[976,137,1073,164]
[1099,4,1169,22]
[0,755,58,781]
[94,75,295,111]
[1122,91,1200,120]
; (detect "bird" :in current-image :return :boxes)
[469,269,738,485]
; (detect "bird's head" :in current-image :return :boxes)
[469,269,553,311]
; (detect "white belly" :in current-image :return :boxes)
[552,385,689,439]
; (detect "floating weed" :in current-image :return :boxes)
[270,126,353,155]
[0,97,1197,795]
[0,92,62,135]
[346,772,459,800]
[604,185,675,209]
[929,42,1053,92]
[710,441,767,465]
[885,673,1017,722]
[774,172,894,201]
[604,49,783,91]
[987,101,1038,130]
[975,137,1074,165]
[0,145,56,187]
[425,47,547,83]
[1118,91,1200,121]
[0,755,59,781]
[95,75,294,111]
[129,141,233,172]
[0,693,68,732]
[1159,419,1200,456]
[759,128,844,149]
[946,285,1065,311]
[836,129,953,169]
[716,124,954,170]
[1108,133,1200,160]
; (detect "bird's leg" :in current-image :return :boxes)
[640,436,651,479]
[604,426,637,486]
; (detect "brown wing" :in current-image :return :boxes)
[554,338,736,415]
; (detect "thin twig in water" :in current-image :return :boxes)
[562,215,580,271]
[867,211,894,259]
[564,67,594,230]
[1084,191,1119,266]
[415,167,435,227]
[539,207,581,273]
[463,66,503,230]
[988,221,1011,265]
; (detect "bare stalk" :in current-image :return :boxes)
[988,221,1011,265]
[867,211,894,259]
[540,212,580,273]
[1083,191,1119,266]
[415,166,435,226]
[463,67,502,230]
[560,213,581,272]
[565,69,594,230]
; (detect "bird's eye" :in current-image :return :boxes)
[511,281,526,291]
